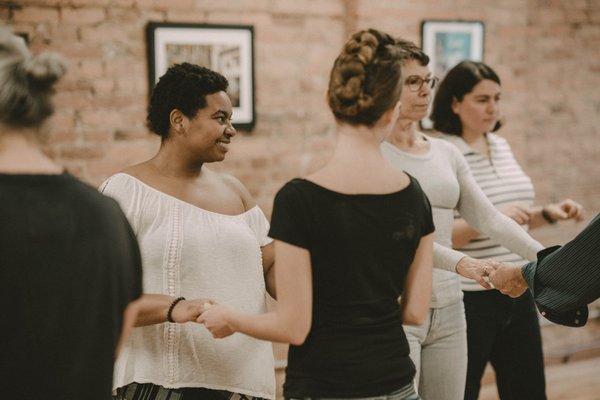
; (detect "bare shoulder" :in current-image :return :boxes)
[218,171,256,210]
[386,167,412,189]
[120,162,153,180]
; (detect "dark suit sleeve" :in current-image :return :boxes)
[521,213,600,327]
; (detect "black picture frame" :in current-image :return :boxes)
[419,20,485,131]
[146,22,256,131]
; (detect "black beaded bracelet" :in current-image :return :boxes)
[167,296,186,323]
[541,208,557,224]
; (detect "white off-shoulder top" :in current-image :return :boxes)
[100,173,275,399]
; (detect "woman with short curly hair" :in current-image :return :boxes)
[102,62,277,400]
[198,29,434,400]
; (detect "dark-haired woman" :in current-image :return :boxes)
[198,29,432,400]
[432,60,583,400]
[102,63,276,400]
[380,41,546,400]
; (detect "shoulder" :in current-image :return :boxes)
[99,172,143,197]
[427,134,466,163]
[401,175,433,219]
[63,175,130,226]
[487,132,509,145]
[273,178,313,204]
[429,134,458,151]
[64,174,113,207]
[437,132,463,148]
[218,171,256,210]
[406,174,429,200]
[120,162,150,177]
[380,140,396,155]
[487,133,513,151]
[279,178,312,194]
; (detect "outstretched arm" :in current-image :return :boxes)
[198,240,312,345]
[432,241,496,289]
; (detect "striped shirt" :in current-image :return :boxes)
[443,133,535,291]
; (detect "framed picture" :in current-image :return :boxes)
[146,22,255,131]
[420,20,484,130]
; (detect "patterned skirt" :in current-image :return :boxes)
[114,382,268,400]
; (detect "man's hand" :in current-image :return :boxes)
[489,264,528,298]
[456,257,502,289]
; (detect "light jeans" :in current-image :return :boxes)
[403,300,467,400]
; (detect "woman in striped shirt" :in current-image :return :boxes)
[432,60,584,400]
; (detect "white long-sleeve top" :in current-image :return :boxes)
[101,173,276,399]
[381,135,543,308]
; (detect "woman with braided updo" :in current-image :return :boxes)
[198,29,434,400]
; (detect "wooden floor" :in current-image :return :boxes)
[480,357,600,400]
[479,317,600,400]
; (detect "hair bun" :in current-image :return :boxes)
[22,52,67,89]
[344,31,378,65]
[327,29,402,126]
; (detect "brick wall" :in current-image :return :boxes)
[5,2,599,396]
[5,0,599,235]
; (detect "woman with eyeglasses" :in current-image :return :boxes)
[380,40,545,400]
[432,61,583,400]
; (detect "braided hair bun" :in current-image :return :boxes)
[327,29,403,126]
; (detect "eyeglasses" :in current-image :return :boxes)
[405,75,439,92]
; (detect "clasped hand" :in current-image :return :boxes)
[488,264,529,298]
[456,257,528,298]
[170,298,235,339]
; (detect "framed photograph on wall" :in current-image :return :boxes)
[147,22,255,131]
[420,20,484,130]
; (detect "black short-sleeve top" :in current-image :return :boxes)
[268,175,435,398]
[0,172,142,400]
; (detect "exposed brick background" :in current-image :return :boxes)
[5,0,599,228]
[4,1,600,396]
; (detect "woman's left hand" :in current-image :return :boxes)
[545,199,585,222]
[197,304,236,339]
